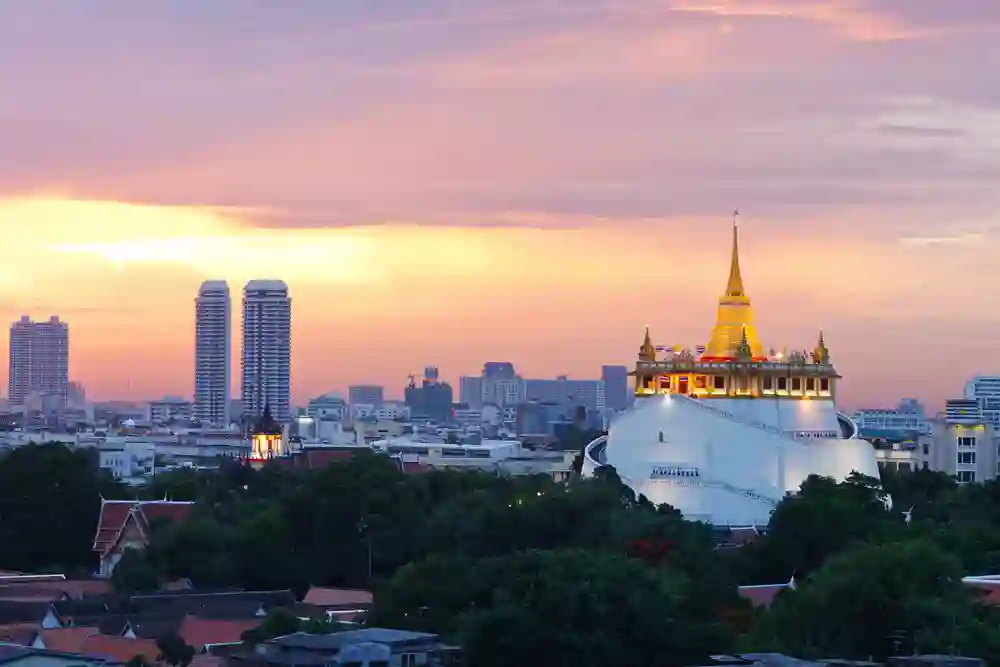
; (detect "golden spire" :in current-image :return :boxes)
[812,329,830,365]
[726,209,745,297]
[638,325,656,361]
[703,210,763,359]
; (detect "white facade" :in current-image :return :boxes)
[194,280,231,426]
[964,376,1000,427]
[148,396,194,425]
[8,315,69,407]
[582,394,880,526]
[930,418,997,484]
[351,402,410,421]
[99,439,155,483]
[308,393,348,421]
[241,280,292,423]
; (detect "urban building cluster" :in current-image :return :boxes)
[6,240,1000,497]
[1,279,631,486]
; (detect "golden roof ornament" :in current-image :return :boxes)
[733,326,753,360]
[638,325,656,361]
[704,210,764,359]
[726,210,746,298]
[811,330,830,365]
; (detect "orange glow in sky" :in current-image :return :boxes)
[1,196,996,410]
[5,2,1000,410]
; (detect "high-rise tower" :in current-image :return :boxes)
[194,280,231,426]
[8,315,69,406]
[241,280,291,423]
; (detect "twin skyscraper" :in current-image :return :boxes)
[194,280,291,427]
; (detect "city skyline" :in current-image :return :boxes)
[3,2,1000,409]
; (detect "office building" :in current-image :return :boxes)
[964,376,1000,427]
[602,365,630,411]
[241,280,292,423]
[405,366,454,422]
[348,385,384,406]
[193,280,231,426]
[929,399,996,484]
[8,315,69,406]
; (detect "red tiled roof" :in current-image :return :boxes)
[294,450,359,470]
[302,587,373,608]
[0,623,39,645]
[79,635,161,663]
[0,580,110,602]
[93,500,195,554]
[189,655,223,667]
[738,584,791,608]
[37,627,100,653]
[178,615,258,650]
[965,580,1000,604]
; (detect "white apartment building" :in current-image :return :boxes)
[99,439,155,484]
[241,280,292,423]
[148,396,194,425]
[351,402,410,421]
[930,399,997,484]
[194,280,231,426]
[307,393,348,421]
[965,376,1000,426]
[8,315,69,407]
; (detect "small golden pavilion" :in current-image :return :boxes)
[633,216,837,401]
[247,404,284,468]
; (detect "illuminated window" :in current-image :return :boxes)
[695,376,707,389]
[791,378,802,392]
[714,376,726,390]
[777,377,788,391]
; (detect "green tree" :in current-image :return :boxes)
[111,549,159,593]
[744,539,1000,661]
[373,549,729,667]
[737,473,898,584]
[147,513,239,588]
[242,608,302,645]
[0,443,125,571]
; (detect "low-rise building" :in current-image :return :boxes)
[238,629,461,667]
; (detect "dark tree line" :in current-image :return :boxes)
[6,444,1000,665]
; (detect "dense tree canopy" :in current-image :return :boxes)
[7,443,1000,664]
[0,444,126,573]
[744,539,1000,661]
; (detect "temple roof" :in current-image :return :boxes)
[252,404,282,436]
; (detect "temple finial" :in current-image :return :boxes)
[726,209,745,297]
[812,329,830,365]
[639,325,656,361]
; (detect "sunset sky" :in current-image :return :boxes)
[2,1,1000,410]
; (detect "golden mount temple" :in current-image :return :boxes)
[581,212,880,527]
[633,216,835,401]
